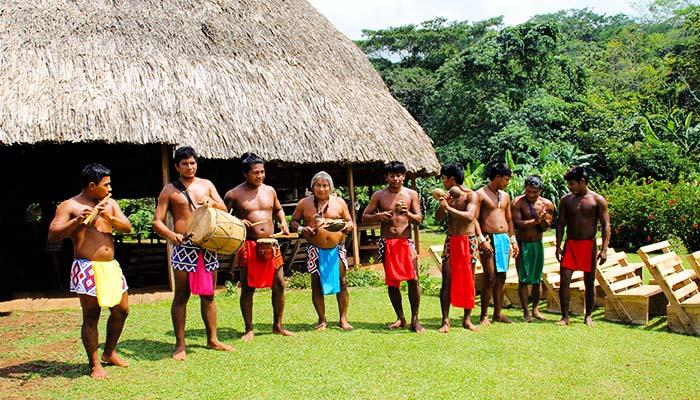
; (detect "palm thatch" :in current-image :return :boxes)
[0,0,440,174]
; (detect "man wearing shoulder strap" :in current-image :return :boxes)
[153,146,234,360]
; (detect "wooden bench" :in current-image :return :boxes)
[638,241,700,335]
[595,251,665,324]
[503,236,556,308]
[688,251,700,278]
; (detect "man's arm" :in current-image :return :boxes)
[505,194,519,258]
[539,200,554,230]
[555,197,568,261]
[441,192,476,223]
[406,190,422,225]
[102,200,132,233]
[362,192,382,223]
[339,197,355,234]
[49,201,90,241]
[597,195,611,264]
[207,181,228,212]
[435,194,448,221]
[153,186,182,244]
[272,189,289,235]
[511,197,527,230]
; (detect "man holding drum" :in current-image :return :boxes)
[153,146,233,361]
[290,171,354,331]
[224,152,293,341]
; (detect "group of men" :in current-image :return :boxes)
[48,146,610,379]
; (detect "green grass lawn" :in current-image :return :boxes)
[1,288,698,400]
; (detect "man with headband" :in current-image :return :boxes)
[290,171,354,331]
[475,162,519,325]
[511,175,554,322]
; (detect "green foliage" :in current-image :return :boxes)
[117,198,155,238]
[286,271,312,289]
[345,268,383,287]
[609,135,697,182]
[600,178,700,251]
[224,280,238,297]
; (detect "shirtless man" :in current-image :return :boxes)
[511,175,554,322]
[224,152,293,341]
[362,161,425,333]
[290,171,354,331]
[435,162,479,333]
[49,163,132,379]
[153,146,233,360]
[476,162,519,325]
[555,167,610,327]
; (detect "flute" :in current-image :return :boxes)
[82,193,112,226]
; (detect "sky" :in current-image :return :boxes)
[307,0,639,39]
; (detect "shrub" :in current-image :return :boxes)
[286,271,311,289]
[346,268,383,287]
[600,179,700,252]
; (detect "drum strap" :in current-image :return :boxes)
[172,180,196,211]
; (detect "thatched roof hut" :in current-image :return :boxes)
[0,0,439,174]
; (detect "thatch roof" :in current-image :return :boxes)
[0,0,440,174]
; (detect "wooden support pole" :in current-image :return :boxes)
[410,176,420,255]
[161,143,174,291]
[347,164,361,267]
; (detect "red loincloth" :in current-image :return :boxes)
[382,238,417,287]
[561,239,595,273]
[449,235,475,309]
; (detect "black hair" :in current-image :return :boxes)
[241,152,265,174]
[485,162,512,180]
[564,166,589,183]
[174,146,197,165]
[440,162,465,185]
[80,163,111,188]
[384,160,407,174]
[524,175,543,189]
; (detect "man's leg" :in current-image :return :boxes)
[103,291,129,367]
[583,270,596,327]
[480,254,495,326]
[518,281,531,322]
[310,273,327,330]
[463,263,479,331]
[201,271,233,351]
[239,269,256,341]
[272,267,294,336]
[337,263,352,330]
[171,269,190,360]
[493,272,511,323]
[557,268,573,325]
[387,286,406,329]
[439,256,452,333]
[407,257,425,333]
[531,283,546,320]
[78,294,106,379]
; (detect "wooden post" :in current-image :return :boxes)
[347,164,361,267]
[410,176,420,255]
[161,144,175,291]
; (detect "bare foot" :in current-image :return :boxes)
[462,319,479,332]
[240,331,255,342]
[339,321,354,331]
[90,365,108,380]
[272,327,295,337]
[315,322,328,331]
[480,316,491,327]
[493,314,512,324]
[438,320,450,333]
[207,340,234,352]
[172,346,186,361]
[523,312,532,323]
[101,352,129,367]
[410,321,426,334]
[533,310,547,321]
[388,318,406,330]
[556,318,569,326]
[584,316,594,327]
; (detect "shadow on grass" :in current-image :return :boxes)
[0,360,84,380]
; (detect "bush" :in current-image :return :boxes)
[600,179,700,252]
[346,268,383,287]
[286,271,311,289]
